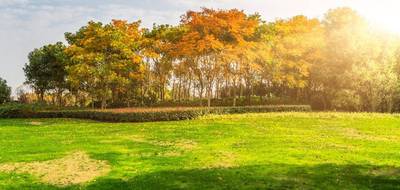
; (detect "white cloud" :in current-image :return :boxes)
[0,0,28,6]
[0,4,96,90]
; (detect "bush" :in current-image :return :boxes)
[0,105,311,122]
[207,105,311,114]
[0,103,83,118]
[0,103,37,118]
[150,97,303,108]
[331,90,362,111]
[33,109,206,122]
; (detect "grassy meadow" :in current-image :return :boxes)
[0,112,400,189]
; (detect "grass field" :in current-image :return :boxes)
[1,112,400,189]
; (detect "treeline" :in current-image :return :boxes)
[22,7,400,111]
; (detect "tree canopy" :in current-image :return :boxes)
[24,42,67,104]
[22,7,400,111]
[65,20,144,108]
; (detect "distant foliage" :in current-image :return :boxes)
[0,77,11,104]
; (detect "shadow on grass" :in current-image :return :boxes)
[3,163,400,190]
[85,164,400,190]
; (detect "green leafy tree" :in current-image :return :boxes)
[0,77,11,104]
[24,42,68,103]
[310,7,369,110]
[316,7,400,111]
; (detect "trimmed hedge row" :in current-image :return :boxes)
[0,105,311,122]
[207,105,311,114]
[32,110,204,122]
[0,103,37,118]
[150,97,304,108]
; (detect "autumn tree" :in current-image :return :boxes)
[65,20,144,109]
[176,8,222,106]
[142,25,183,102]
[176,8,259,107]
[248,15,324,107]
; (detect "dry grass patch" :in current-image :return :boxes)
[153,139,198,151]
[342,128,394,141]
[370,167,400,176]
[175,140,198,150]
[0,152,110,186]
[29,121,42,126]
[135,138,198,151]
[204,151,237,169]
[129,135,151,143]
[162,151,183,157]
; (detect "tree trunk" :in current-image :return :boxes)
[207,87,211,108]
[199,81,204,107]
[57,89,63,107]
[101,98,107,110]
[91,96,95,109]
[161,83,165,101]
[172,82,176,101]
[39,91,45,103]
[232,80,237,107]
[178,78,182,102]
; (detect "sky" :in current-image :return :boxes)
[0,0,399,93]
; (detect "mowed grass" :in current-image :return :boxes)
[1,113,400,189]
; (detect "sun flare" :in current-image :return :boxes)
[352,0,400,34]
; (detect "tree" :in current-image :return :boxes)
[15,85,32,104]
[24,42,67,104]
[255,15,324,106]
[142,25,181,102]
[318,8,368,110]
[0,77,11,104]
[352,32,400,112]
[176,8,259,107]
[313,7,399,111]
[65,20,144,109]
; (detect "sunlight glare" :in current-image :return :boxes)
[353,0,400,34]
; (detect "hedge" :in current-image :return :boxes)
[141,97,305,108]
[0,105,311,122]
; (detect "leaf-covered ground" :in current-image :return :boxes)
[1,113,400,189]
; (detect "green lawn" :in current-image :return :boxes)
[1,113,400,189]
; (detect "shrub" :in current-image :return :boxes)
[0,103,83,118]
[331,90,362,112]
[0,103,37,118]
[150,97,303,108]
[0,105,311,122]
[33,109,206,122]
[207,105,311,115]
